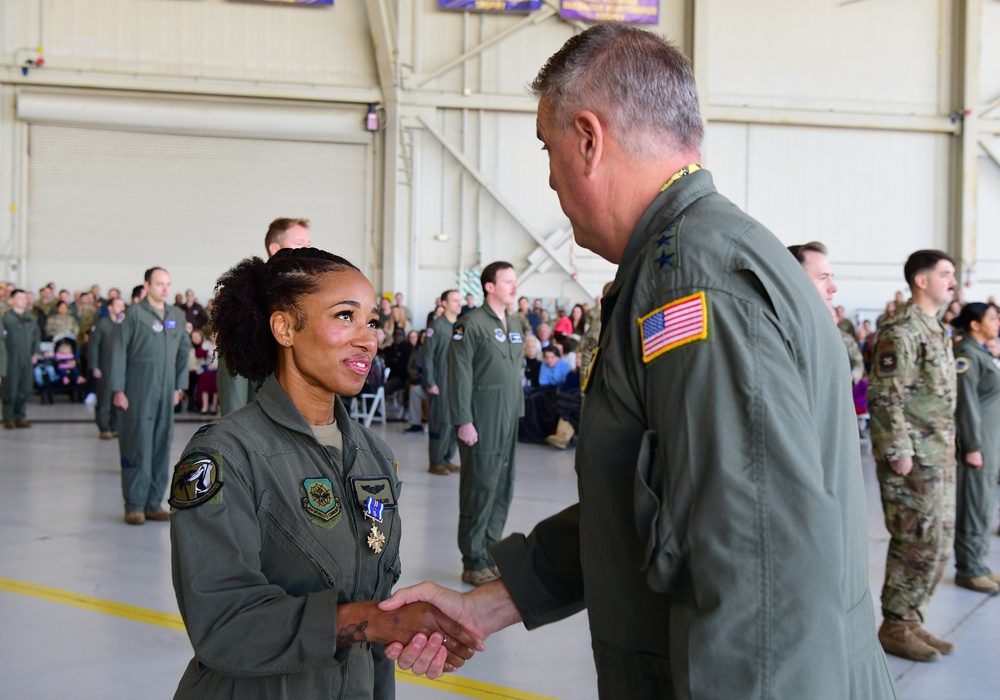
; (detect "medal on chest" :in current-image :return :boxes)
[364,497,386,554]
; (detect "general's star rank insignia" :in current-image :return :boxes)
[367,524,386,553]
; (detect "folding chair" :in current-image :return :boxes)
[350,368,388,427]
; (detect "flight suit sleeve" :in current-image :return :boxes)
[31,320,40,355]
[954,352,983,454]
[867,328,918,461]
[448,320,476,426]
[109,312,131,393]
[0,327,7,377]
[422,324,440,389]
[87,324,103,372]
[490,504,586,628]
[175,320,190,392]
[170,440,345,674]
[637,288,848,698]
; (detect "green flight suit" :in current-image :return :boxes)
[109,299,189,512]
[87,313,122,434]
[867,300,956,623]
[217,355,257,417]
[422,314,458,467]
[952,335,1000,579]
[2,309,41,423]
[492,170,896,699]
[448,304,525,571]
[169,377,401,699]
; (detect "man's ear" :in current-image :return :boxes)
[573,111,604,176]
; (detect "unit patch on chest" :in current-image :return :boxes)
[301,478,343,529]
[168,452,224,510]
[349,476,397,510]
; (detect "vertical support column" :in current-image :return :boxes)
[951,0,981,284]
[364,0,408,298]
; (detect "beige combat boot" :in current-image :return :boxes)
[911,626,955,655]
[545,419,575,450]
[877,620,941,662]
[956,575,1000,593]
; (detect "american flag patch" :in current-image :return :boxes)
[638,292,708,363]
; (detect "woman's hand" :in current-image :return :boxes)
[336,601,482,673]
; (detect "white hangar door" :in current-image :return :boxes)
[25,122,371,301]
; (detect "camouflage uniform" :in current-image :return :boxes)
[867,300,956,622]
[841,326,864,385]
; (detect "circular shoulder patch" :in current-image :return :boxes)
[168,452,224,509]
[955,357,970,374]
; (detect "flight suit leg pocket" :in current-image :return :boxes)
[633,429,682,593]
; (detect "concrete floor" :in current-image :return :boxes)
[0,399,997,699]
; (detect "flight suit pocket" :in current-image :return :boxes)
[259,490,344,595]
[633,429,683,593]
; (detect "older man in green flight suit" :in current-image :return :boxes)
[448,262,524,587]
[380,23,898,699]
[111,267,189,525]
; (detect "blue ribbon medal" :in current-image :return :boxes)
[364,497,386,553]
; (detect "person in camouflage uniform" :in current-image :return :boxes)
[867,249,958,663]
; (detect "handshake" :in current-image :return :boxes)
[363,578,522,679]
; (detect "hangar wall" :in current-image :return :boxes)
[0,0,997,321]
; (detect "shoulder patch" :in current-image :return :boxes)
[955,357,970,374]
[169,452,223,509]
[638,292,708,363]
[875,337,898,376]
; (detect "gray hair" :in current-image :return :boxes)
[531,23,703,159]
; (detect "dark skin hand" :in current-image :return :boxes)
[336,600,483,671]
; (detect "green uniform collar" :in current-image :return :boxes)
[617,168,717,283]
[255,374,359,451]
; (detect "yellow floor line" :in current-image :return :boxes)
[0,577,555,700]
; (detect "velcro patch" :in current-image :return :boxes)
[426,327,434,339]
[453,323,465,341]
[301,478,342,528]
[349,476,397,510]
[192,423,217,438]
[638,292,708,363]
[876,338,898,375]
[169,452,223,509]
[955,357,970,374]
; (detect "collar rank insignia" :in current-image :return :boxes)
[301,478,342,527]
[364,497,386,553]
[168,452,223,509]
[638,292,708,364]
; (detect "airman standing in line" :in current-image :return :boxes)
[423,289,463,476]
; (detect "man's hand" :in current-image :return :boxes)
[965,451,984,469]
[31,353,38,365]
[92,368,102,379]
[457,423,478,446]
[888,456,913,476]
[427,385,440,396]
[380,580,522,678]
[113,391,129,411]
[174,390,183,407]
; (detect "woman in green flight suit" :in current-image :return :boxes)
[169,248,479,699]
[951,302,1000,593]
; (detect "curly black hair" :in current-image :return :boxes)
[212,247,359,384]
